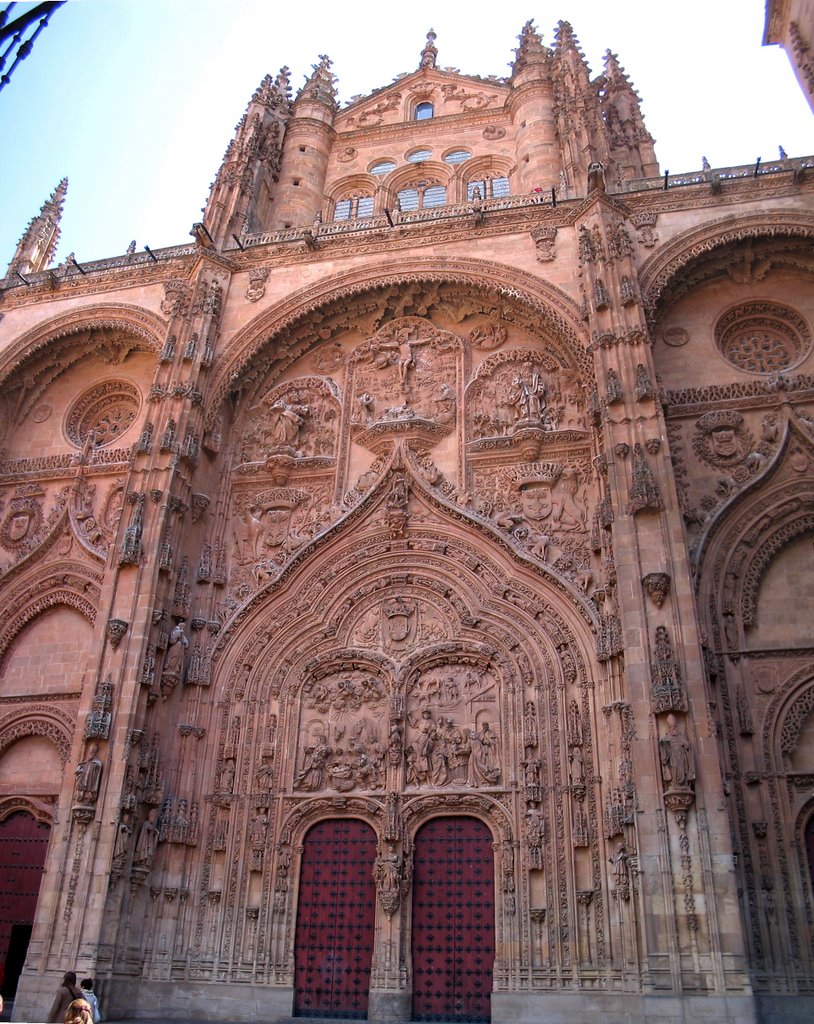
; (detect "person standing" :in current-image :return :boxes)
[46,972,82,1023]
[79,979,101,1023]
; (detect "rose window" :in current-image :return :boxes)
[715,302,810,374]
[66,381,141,448]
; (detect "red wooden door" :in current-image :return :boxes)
[0,812,50,998]
[294,818,377,1018]
[411,817,495,1021]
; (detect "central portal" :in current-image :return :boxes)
[294,819,377,1018]
[411,816,495,1022]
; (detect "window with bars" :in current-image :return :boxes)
[370,160,396,176]
[396,184,447,212]
[467,176,511,200]
[334,195,375,221]
[443,149,471,164]
[407,148,433,162]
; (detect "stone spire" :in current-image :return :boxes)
[510,20,550,77]
[202,69,291,245]
[5,177,67,281]
[600,50,659,179]
[297,54,338,109]
[419,29,438,69]
[552,20,613,193]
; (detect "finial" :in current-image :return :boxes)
[299,54,338,106]
[702,156,711,171]
[779,144,788,159]
[420,28,438,69]
[512,20,547,71]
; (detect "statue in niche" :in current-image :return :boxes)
[609,842,631,898]
[250,808,269,850]
[523,757,542,802]
[467,720,501,787]
[567,699,583,747]
[526,806,546,869]
[220,758,236,793]
[161,620,189,698]
[569,746,585,786]
[74,743,103,804]
[659,714,695,789]
[374,843,403,915]
[374,844,402,892]
[133,809,159,868]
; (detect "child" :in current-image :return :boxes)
[79,979,101,1024]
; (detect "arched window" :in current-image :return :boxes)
[334,195,375,221]
[414,101,433,120]
[396,182,447,212]
[370,160,396,176]
[467,176,511,200]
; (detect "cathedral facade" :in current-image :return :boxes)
[1,18,813,1024]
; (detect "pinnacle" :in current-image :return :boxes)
[419,28,438,69]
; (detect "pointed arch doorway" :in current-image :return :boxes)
[411,816,495,1022]
[294,818,377,1018]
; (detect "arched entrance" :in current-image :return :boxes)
[411,817,495,1021]
[294,818,377,1018]
[0,812,51,1001]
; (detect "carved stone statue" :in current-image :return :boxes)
[161,620,189,698]
[133,809,159,868]
[74,743,103,804]
[659,714,695,789]
[467,720,501,787]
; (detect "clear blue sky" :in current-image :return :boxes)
[1,0,812,266]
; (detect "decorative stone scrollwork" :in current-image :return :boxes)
[651,626,686,713]
[85,678,113,740]
[628,443,663,514]
[106,618,128,650]
[642,572,671,607]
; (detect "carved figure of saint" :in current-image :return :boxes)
[268,401,307,449]
[374,844,401,891]
[220,758,236,793]
[609,842,629,883]
[569,746,585,786]
[659,714,695,788]
[74,743,103,804]
[162,621,189,682]
[250,809,269,850]
[468,721,500,787]
[293,735,332,791]
[133,809,159,868]
[510,373,546,421]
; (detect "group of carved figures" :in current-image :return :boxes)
[471,368,586,438]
